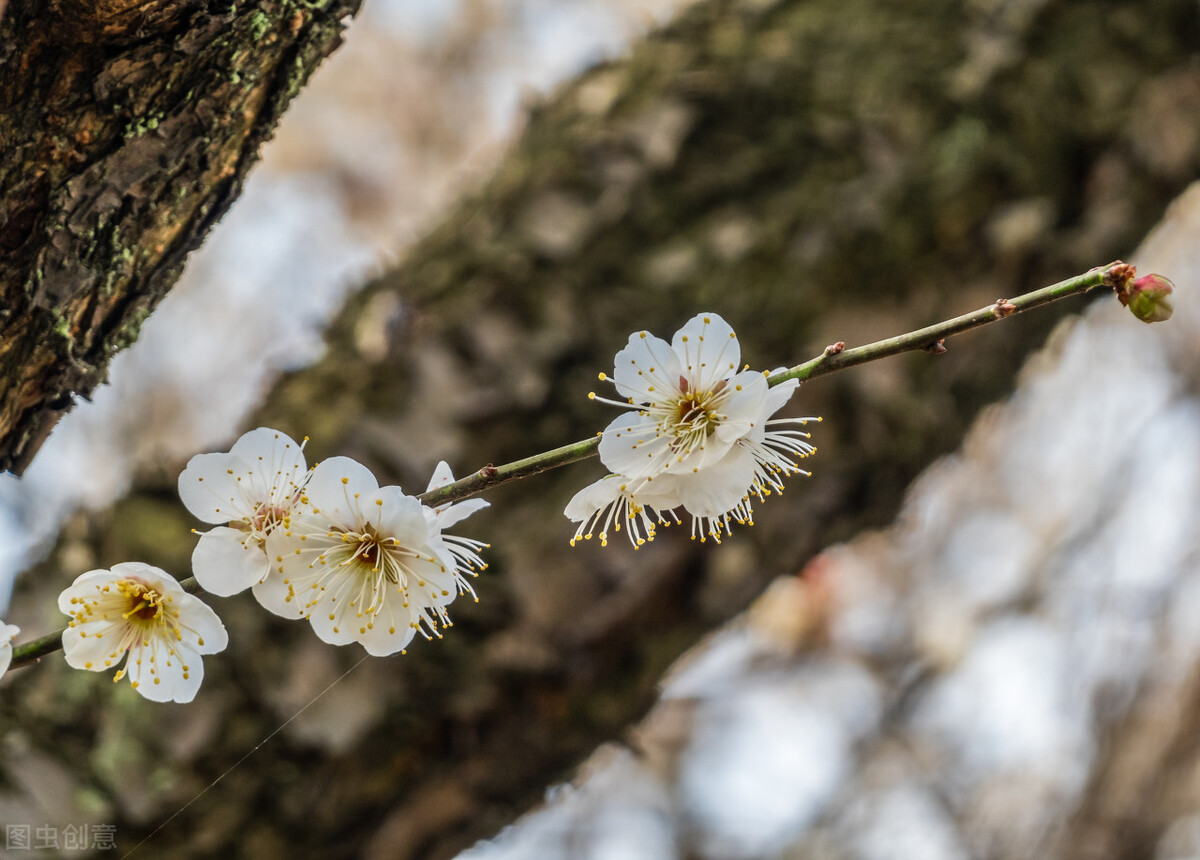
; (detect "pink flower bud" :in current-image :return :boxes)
[1120,273,1175,323]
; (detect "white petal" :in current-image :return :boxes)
[228,428,307,478]
[371,485,428,543]
[177,452,258,524]
[713,370,769,444]
[57,569,118,613]
[435,498,489,529]
[357,596,420,656]
[598,411,673,478]
[427,539,461,580]
[61,624,128,671]
[0,621,18,676]
[612,331,683,403]
[764,378,799,416]
[675,447,758,517]
[125,639,204,703]
[306,592,364,647]
[564,475,624,522]
[417,559,461,604]
[425,460,456,493]
[304,456,381,530]
[110,562,186,596]
[672,313,740,392]
[229,427,308,508]
[191,528,271,596]
[175,593,229,654]
[252,570,305,620]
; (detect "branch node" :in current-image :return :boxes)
[925,339,947,355]
[993,299,1017,318]
[1101,260,1137,292]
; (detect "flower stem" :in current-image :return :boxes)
[7,261,1131,671]
[10,627,68,668]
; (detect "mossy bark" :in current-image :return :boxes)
[3,0,1199,858]
[0,0,361,473]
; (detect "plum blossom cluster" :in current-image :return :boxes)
[566,312,818,547]
[178,429,488,657]
[43,428,488,703]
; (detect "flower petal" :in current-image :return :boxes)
[612,331,683,403]
[434,498,489,529]
[304,456,382,531]
[671,313,740,393]
[57,569,121,613]
[110,562,187,597]
[713,370,769,444]
[358,613,418,656]
[425,460,456,494]
[177,452,258,524]
[371,485,429,546]
[598,410,673,478]
[228,427,307,499]
[175,594,229,654]
[306,592,366,647]
[764,378,799,416]
[0,620,18,678]
[61,623,130,671]
[191,528,271,596]
[675,446,758,517]
[252,569,305,620]
[125,639,204,703]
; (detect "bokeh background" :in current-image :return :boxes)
[2,0,1200,857]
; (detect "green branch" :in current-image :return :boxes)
[6,260,1138,671]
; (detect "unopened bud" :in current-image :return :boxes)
[1117,273,1175,323]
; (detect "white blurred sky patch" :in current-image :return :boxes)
[457,747,678,860]
[0,0,694,611]
[676,661,883,859]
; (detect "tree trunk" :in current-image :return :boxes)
[2,0,1198,858]
[0,0,360,473]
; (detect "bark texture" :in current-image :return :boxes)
[2,0,1199,858]
[0,0,360,473]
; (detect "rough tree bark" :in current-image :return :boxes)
[0,0,361,473]
[2,0,1198,858]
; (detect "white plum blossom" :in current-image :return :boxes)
[259,457,479,656]
[596,313,770,480]
[577,313,819,544]
[423,461,490,593]
[0,620,19,680]
[58,562,228,703]
[178,427,308,596]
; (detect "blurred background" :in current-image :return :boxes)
[2,0,1200,857]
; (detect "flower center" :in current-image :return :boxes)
[675,396,715,431]
[251,503,290,535]
[668,377,728,452]
[117,579,168,625]
[355,533,382,573]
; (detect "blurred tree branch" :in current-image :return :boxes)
[0,0,361,473]
[2,0,1198,858]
